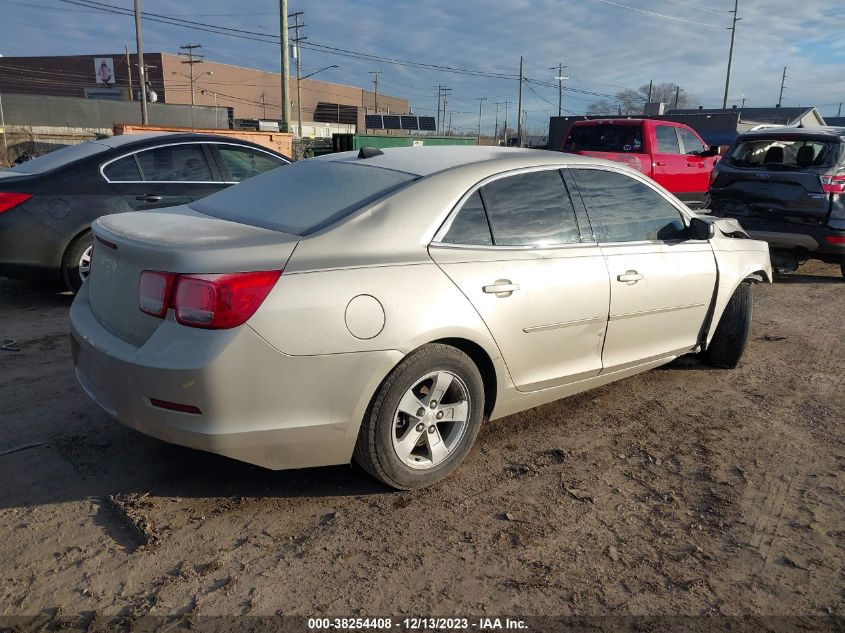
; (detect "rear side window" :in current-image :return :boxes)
[728,138,838,169]
[572,168,686,243]
[481,170,581,246]
[218,145,286,182]
[564,124,643,153]
[103,156,141,181]
[441,191,492,246]
[679,128,705,155]
[192,160,417,236]
[136,144,213,182]
[655,126,681,154]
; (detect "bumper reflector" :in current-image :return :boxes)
[149,398,202,415]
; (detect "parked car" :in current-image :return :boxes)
[708,126,845,278]
[562,118,720,209]
[70,146,771,490]
[0,132,290,290]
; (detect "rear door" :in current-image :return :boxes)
[651,124,688,194]
[429,168,610,392]
[570,166,717,372]
[710,136,838,226]
[102,142,226,211]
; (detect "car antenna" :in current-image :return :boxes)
[358,147,384,159]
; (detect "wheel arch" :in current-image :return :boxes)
[431,337,498,419]
[705,265,770,347]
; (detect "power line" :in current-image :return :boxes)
[587,0,723,28]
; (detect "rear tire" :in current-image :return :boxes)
[703,282,753,368]
[353,344,485,490]
[61,231,93,292]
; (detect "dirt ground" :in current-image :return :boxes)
[0,262,843,628]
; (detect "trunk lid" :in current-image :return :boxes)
[88,206,299,347]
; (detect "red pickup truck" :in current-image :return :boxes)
[562,118,720,208]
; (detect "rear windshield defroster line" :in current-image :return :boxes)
[191,160,418,236]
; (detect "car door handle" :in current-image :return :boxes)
[135,194,163,202]
[655,161,667,166]
[483,280,520,297]
[617,270,644,284]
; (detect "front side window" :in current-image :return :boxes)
[655,126,681,154]
[572,168,686,243]
[441,190,492,246]
[679,128,705,155]
[481,170,581,246]
[136,144,213,182]
[103,155,141,181]
[218,146,286,182]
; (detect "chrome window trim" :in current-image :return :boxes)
[431,164,588,249]
[99,140,288,184]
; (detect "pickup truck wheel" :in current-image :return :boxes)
[703,282,753,369]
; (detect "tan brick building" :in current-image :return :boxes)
[0,53,409,137]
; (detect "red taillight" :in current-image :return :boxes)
[709,168,718,186]
[149,398,202,415]
[0,192,32,214]
[825,235,845,245]
[139,271,176,318]
[820,174,845,194]
[138,269,281,329]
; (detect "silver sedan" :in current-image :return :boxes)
[70,146,771,489]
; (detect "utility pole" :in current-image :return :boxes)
[441,87,451,135]
[838,103,843,117]
[279,0,291,132]
[133,0,148,124]
[741,97,746,109]
[494,101,500,146]
[673,85,680,109]
[179,43,204,106]
[517,56,524,146]
[646,79,653,103]
[476,97,486,145]
[369,70,383,113]
[125,45,134,101]
[289,11,305,137]
[448,111,452,136]
[722,0,741,109]
[435,85,443,135]
[777,66,787,107]
[552,63,567,116]
[503,100,509,145]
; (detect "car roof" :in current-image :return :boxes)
[94,131,276,149]
[314,145,612,177]
[738,126,845,141]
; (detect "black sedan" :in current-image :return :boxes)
[0,132,290,290]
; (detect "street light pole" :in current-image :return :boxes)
[552,63,568,116]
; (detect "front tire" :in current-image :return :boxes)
[61,231,93,292]
[703,282,753,368]
[353,344,485,490]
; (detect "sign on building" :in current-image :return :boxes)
[94,58,115,85]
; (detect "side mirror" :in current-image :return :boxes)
[689,217,716,240]
[700,146,720,157]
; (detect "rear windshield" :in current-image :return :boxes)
[8,141,109,174]
[564,124,643,153]
[727,138,840,170]
[191,160,418,235]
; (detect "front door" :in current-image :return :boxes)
[651,124,687,195]
[570,166,717,371]
[429,168,610,392]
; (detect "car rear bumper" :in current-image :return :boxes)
[70,284,402,470]
[708,213,845,257]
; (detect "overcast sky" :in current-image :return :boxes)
[2,0,844,134]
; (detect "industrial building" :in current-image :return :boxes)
[0,53,409,137]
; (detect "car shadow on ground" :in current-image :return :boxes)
[0,277,74,309]
[0,414,392,512]
[775,272,843,285]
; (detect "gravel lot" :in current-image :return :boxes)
[0,263,843,627]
